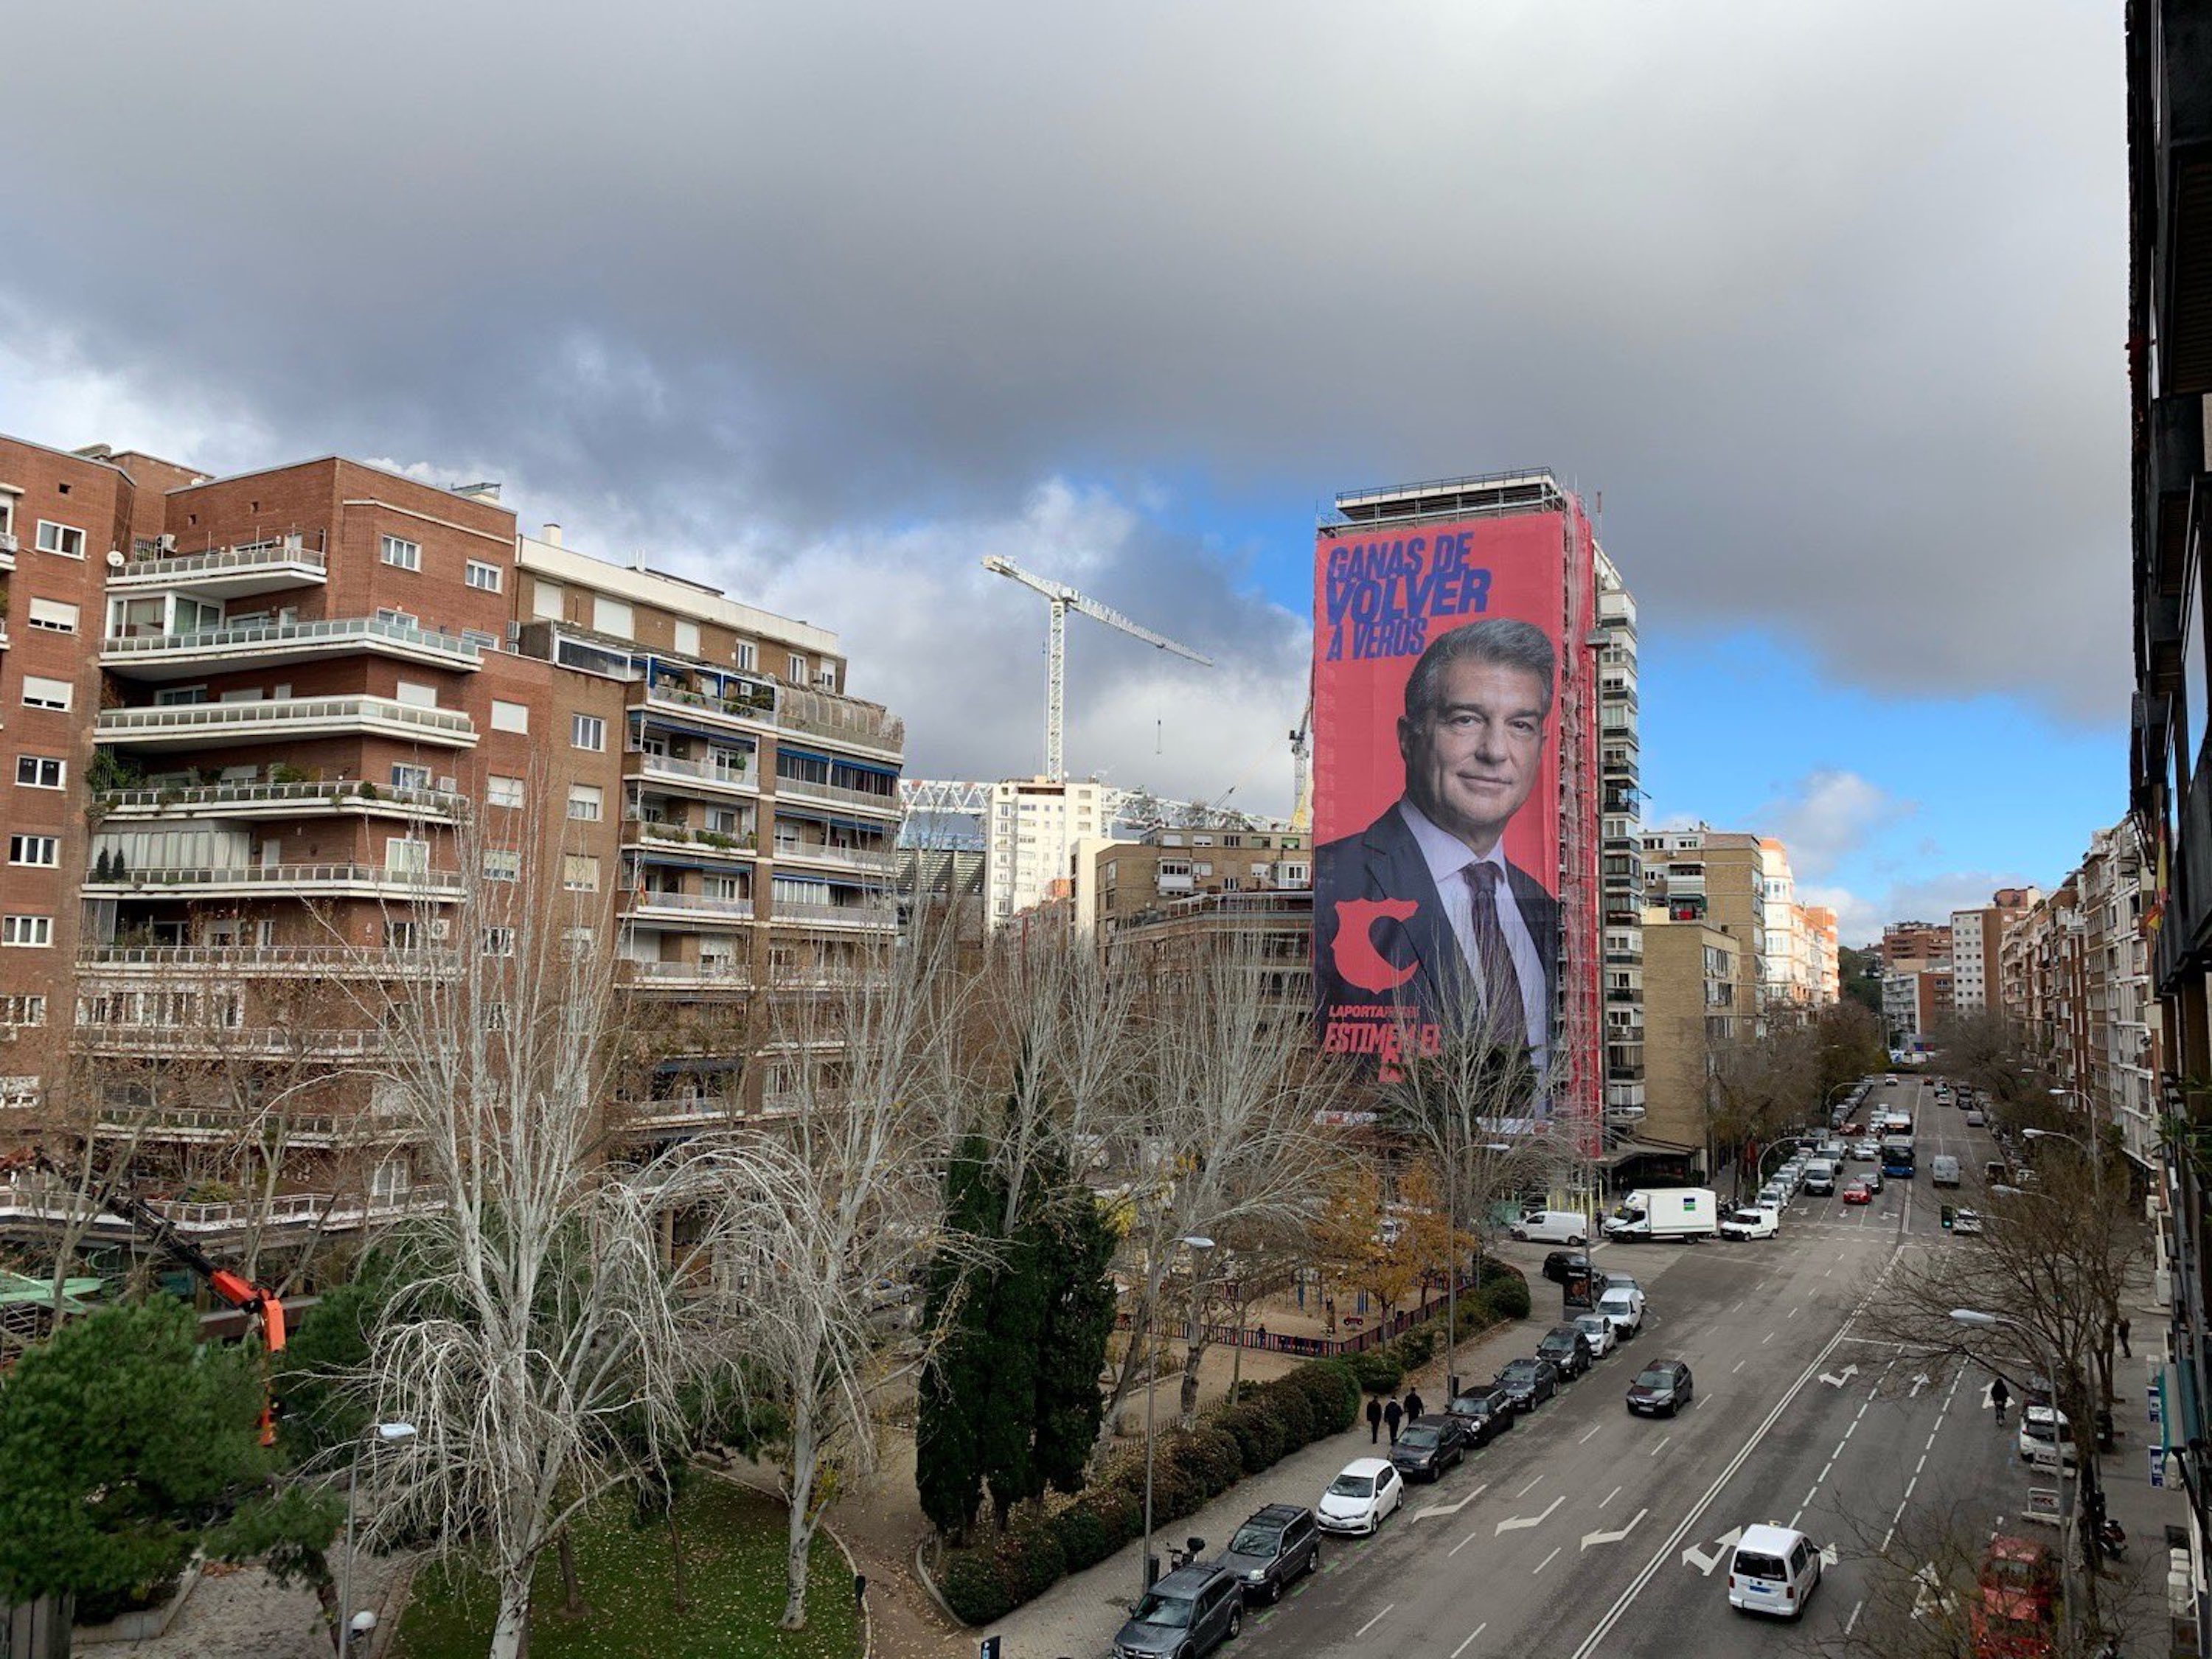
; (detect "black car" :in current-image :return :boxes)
[1542,1249,1592,1285]
[1537,1324,1594,1380]
[1214,1503,1319,1606]
[1111,1561,1244,1658]
[1389,1414,1468,1483]
[1496,1357,1560,1412]
[1444,1385,1517,1444]
[1625,1358,1694,1417]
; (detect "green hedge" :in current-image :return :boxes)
[934,1356,1362,1625]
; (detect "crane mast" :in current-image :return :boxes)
[981,556,1212,782]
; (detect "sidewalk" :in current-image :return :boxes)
[2092,1273,2190,1654]
[977,1310,1541,1659]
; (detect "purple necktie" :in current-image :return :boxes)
[1466,863,1528,1050]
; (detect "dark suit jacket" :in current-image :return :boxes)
[1314,801,1559,1039]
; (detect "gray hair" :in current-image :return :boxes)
[1402,618,1557,723]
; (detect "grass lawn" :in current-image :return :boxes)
[392,1478,861,1659]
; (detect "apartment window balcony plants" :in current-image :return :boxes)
[100,612,482,678]
[93,774,466,824]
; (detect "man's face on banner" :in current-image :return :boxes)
[1397,657,1548,855]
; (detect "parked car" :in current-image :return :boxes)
[1497,1357,1560,1412]
[1971,1536,2058,1658]
[1756,1180,1790,1209]
[2018,1405,2077,1469]
[1214,1503,1319,1607]
[1111,1561,1245,1658]
[1626,1357,1694,1416]
[1542,1249,1592,1285]
[1444,1384,1517,1445]
[1571,1312,1618,1359]
[1389,1414,1469,1483]
[1537,1324,1595,1379]
[1726,1523,1823,1620]
[1719,1203,1780,1240]
[1596,1285,1646,1339]
[1952,1208,1985,1235]
[1317,1458,1404,1535]
[1601,1270,1643,1298]
[1966,1108,1987,1126]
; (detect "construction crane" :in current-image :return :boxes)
[981,556,1213,782]
[1289,681,1313,833]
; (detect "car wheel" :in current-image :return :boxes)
[1510,1228,1528,1241]
[1569,1234,1587,1246]
[1227,1604,1243,1639]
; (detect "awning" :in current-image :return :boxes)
[1600,1137,1700,1166]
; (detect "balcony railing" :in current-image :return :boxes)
[622,889,756,920]
[108,540,328,588]
[72,1025,389,1057]
[769,841,894,874]
[625,819,757,860]
[95,1103,354,1142]
[80,862,466,896]
[620,959,755,988]
[95,695,478,747]
[81,945,453,975]
[772,773,902,815]
[0,529,17,565]
[775,699,905,757]
[134,1190,431,1232]
[93,778,467,819]
[102,613,481,669]
[629,749,757,792]
[769,899,897,928]
[641,683,776,728]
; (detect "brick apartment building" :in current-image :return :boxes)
[0,434,901,1249]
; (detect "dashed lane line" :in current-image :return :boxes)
[1648,1435,1672,1457]
[1516,1472,1545,1498]
[1354,1604,1396,1640]
[1450,1529,1481,1559]
[1579,1424,1603,1445]
[1452,1623,1488,1658]
[1599,1485,1621,1509]
[1534,1546,1562,1576]
[1732,1360,1745,1374]
[1761,1332,1775,1345]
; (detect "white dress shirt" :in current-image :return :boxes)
[1397,799,1550,1065]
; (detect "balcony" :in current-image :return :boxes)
[768,898,897,930]
[640,681,776,735]
[108,537,328,598]
[622,888,755,923]
[629,748,758,797]
[94,778,467,824]
[80,862,466,900]
[772,773,902,818]
[769,841,894,877]
[0,528,15,568]
[80,945,453,977]
[102,614,481,679]
[71,1024,389,1057]
[96,695,478,750]
[91,1102,386,1147]
[775,689,905,762]
[619,959,755,991]
[625,818,757,864]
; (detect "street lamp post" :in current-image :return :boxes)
[1141,1236,1212,1596]
[338,1420,417,1657]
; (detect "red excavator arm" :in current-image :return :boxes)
[108,1192,288,1441]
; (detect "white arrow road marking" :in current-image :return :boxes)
[1496,1495,1563,1534]
[1680,1526,1745,1576]
[1909,1562,1958,1622]
[1413,1481,1491,1520]
[1822,1543,1840,1568]
[1582,1508,1649,1551]
[1981,1382,1998,1411]
[1908,1372,1930,1399]
[1819,1364,1862,1388]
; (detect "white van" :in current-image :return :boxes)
[1727,1523,1823,1618]
[1510,1209,1589,1246]
[1719,1203,1780,1240]
[1930,1155,1961,1187]
[1801,1159,1837,1196]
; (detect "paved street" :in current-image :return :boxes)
[1216,1074,2114,1659]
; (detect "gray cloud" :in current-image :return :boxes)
[0,0,2129,772]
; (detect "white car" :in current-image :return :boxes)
[1572,1312,1618,1357]
[1756,1180,1790,1209]
[1596,1286,1646,1339]
[1719,1204,1780,1240]
[1317,1458,1404,1535]
[1728,1523,1823,1618]
[1952,1208,1984,1235]
[2019,1405,2077,1468]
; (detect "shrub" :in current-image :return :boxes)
[1297,1360,1361,1433]
[1483,1273,1533,1323]
[939,1548,1015,1627]
[1081,1485,1142,1558]
[1000,1523,1067,1605]
[1184,1425,1245,1498]
[1050,1502,1116,1573]
[1349,1347,1402,1395]
[1214,1399,1289,1474]
[1394,1326,1437,1369]
[1255,1378,1316,1450]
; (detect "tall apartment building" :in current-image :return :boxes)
[1751,838,1834,1013]
[1596,549,1646,1125]
[1641,826,1766,995]
[1949,887,2039,1013]
[0,435,901,1248]
[982,777,1107,929]
[2079,823,2160,1178]
[1881,964,1954,1046]
[1637,914,1748,1174]
[1801,905,1840,1004]
[1878,920,1951,970]
[1088,826,1310,945]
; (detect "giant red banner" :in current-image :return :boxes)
[1311,508,1585,1096]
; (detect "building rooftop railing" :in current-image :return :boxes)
[94,779,467,818]
[95,695,477,742]
[111,538,329,585]
[80,862,465,893]
[102,613,481,663]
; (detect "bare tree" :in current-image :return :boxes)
[1705,1020,1820,1197]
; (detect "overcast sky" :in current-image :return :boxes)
[0,1,2126,942]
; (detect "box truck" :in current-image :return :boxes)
[1604,1186,1719,1242]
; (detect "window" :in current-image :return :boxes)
[532,579,565,620]
[486,774,526,809]
[385,836,430,876]
[490,700,530,734]
[566,783,603,821]
[0,995,46,1026]
[380,535,421,571]
[35,521,85,558]
[788,653,807,684]
[9,836,59,867]
[21,676,72,712]
[391,763,431,791]
[673,619,700,657]
[734,640,757,671]
[1,916,53,947]
[562,926,597,955]
[592,597,633,638]
[465,559,503,592]
[481,848,521,883]
[384,921,423,951]
[571,714,605,751]
[481,925,515,957]
[394,680,439,710]
[562,855,600,892]
[154,685,209,706]
[26,599,78,633]
[15,757,63,790]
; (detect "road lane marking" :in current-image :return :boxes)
[1696,1394,1710,1409]
[1648,1435,1672,1456]
[1846,1599,1863,1635]
[1582,1508,1647,1550]
[1516,1473,1545,1498]
[1354,1604,1396,1639]
[1925,1432,1938,1451]
[1733,1360,1745,1374]
[1600,1485,1621,1508]
[1803,1484,1818,1510]
[1452,1624,1488,1657]
[1495,1495,1563,1534]
[1788,1507,1803,1530]
[1412,1481,1491,1520]
[1579,1424,1603,1444]
[1732,1299,1745,1312]
[1534,1545,1561,1575]
[1450,1528,1480,1557]
[1789,1307,1800,1318]
[1820,1461,1833,1482]
[1762,1331,1774,1344]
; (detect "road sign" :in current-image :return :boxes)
[2023,1487,2062,1526]
[2152,1447,2168,1489]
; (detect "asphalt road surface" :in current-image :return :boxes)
[1238,1074,2036,1659]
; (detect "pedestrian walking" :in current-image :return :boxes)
[1991,1376,2010,1426]
[1404,1385,1426,1421]
[2119,1317,2132,1358]
[1384,1395,1404,1445]
[1366,1395,1383,1444]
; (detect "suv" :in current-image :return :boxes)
[1444,1382,1517,1444]
[1542,1249,1592,1284]
[1214,1503,1318,1606]
[1112,1561,1245,1658]
[1537,1324,1594,1379]
[1389,1413,1469,1482]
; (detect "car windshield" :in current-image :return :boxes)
[1450,1394,1494,1414]
[1599,1294,1631,1312]
[1575,1318,1606,1337]
[1988,1557,2042,1590]
[1133,1591,1195,1627]
[1728,1210,1762,1224]
[1634,1368,1675,1388]
[1227,1523,1281,1555]
[1328,1473,1375,1498]
[1398,1425,1440,1448]
[1503,1360,1537,1379]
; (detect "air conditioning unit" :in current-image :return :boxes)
[157,533,178,553]
[0,531,18,554]
[436,776,456,793]
[428,919,452,941]
[281,532,303,552]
